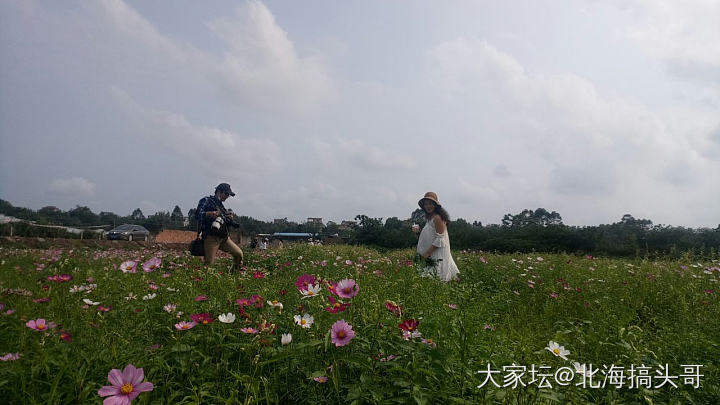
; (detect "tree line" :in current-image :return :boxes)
[1,199,718,258]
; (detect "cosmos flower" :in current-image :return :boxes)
[295,274,316,292]
[119,261,137,273]
[174,321,196,330]
[324,296,351,314]
[241,327,259,334]
[385,300,402,317]
[0,353,21,361]
[142,294,156,301]
[26,319,56,331]
[142,257,161,273]
[218,313,236,324]
[545,341,570,360]
[97,364,154,403]
[190,313,214,325]
[294,313,314,328]
[281,333,292,345]
[83,298,100,306]
[300,284,321,298]
[163,304,177,313]
[335,279,359,299]
[330,319,355,347]
[398,319,419,332]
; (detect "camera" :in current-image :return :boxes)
[211,216,225,230]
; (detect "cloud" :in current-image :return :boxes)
[49,177,96,196]
[111,87,282,180]
[93,0,335,115]
[492,164,511,178]
[312,138,417,171]
[208,1,336,113]
[425,37,720,224]
[598,0,720,88]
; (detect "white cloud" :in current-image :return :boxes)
[49,177,96,196]
[208,1,336,113]
[425,37,720,225]
[111,87,282,181]
[93,0,335,115]
[312,138,416,171]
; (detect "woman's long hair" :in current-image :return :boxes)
[425,203,450,223]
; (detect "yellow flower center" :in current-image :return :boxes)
[182,324,190,329]
[272,300,278,305]
[202,320,208,324]
[334,302,340,308]
[37,324,46,330]
[301,320,307,325]
[337,331,345,339]
[343,288,351,294]
[121,383,134,395]
[553,348,560,355]
[307,291,314,296]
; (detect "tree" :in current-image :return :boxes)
[410,208,426,227]
[98,211,120,227]
[67,206,99,226]
[187,208,198,229]
[131,208,145,220]
[502,208,563,228]
[171,205,184,227]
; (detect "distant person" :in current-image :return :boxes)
[259,238,268,250]
[412,192,459,281]
[195,183,243,270]
[250,237,258,250]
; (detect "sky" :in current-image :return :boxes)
[1,0,719,228]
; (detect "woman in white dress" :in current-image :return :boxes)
[413,192,460,281]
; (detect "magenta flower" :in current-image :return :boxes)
[330,319,355,347]
[190,313,214,325]
[26,318,56,331]
[324,296,351,314]
[194,295,208,302]
[142,257,161,273]
[240,327,259,334]
[398,319,419,332]
[175,321,197,330]
[295,274,316,292]
[314,376,328,383]
[98,364,153,404]
[336,279,359,299]
[58,274,73,282]
[119,261,137,273]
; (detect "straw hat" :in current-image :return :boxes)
[418,192,441,208]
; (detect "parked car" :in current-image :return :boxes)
[107,224,150,241]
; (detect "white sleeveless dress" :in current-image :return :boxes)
[416,216,460,281]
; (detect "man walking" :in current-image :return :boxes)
[195,183,243,269]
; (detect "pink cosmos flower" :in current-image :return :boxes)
[320,260,327,267]
[58,274,73,282]
[33,297,51,303]
[314,376,328,383]
[0,353,21,361]
[98,306,112,312]
[59,330,73,342]
[251,295,264,308]
[236,298,253,308]
[190,313,214,325]
[4,309,15,316]
[295,274,316,292]
[26,318,56,331]
[142,257,161,273]
[483,324,495,331]
[98,364,154,404]
[479,257,488,263]
[175,321,197,330]
[162,272,171,278]
[330,319,355,347]
[194,295,208,302]
[448,304,458,310]
[324,296,351,314]
[119,261,137,273]
[253,271,266,279]
[240,327,259,334]
[336,279,359,299]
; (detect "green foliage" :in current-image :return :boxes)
[0,245,718,403]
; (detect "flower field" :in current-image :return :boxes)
[1,244,719,404]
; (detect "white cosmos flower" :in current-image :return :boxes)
[124,293,137,300]
[294,313,314,328]
[267,300,284,311]
[218,313,236,323]
[281,333,292,345]
[163,304,177,313]
[572,362,586,376]
[545,340,570,360]
[69,286,82,293]
[166,287,179,292]
[82,298,99,306]
[142,293,157,301]
[300,284,321,298]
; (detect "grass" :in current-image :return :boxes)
[0,244,718,404]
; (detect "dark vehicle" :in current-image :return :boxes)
[107,224,150,241]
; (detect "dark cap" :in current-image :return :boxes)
[215,183,235,196]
